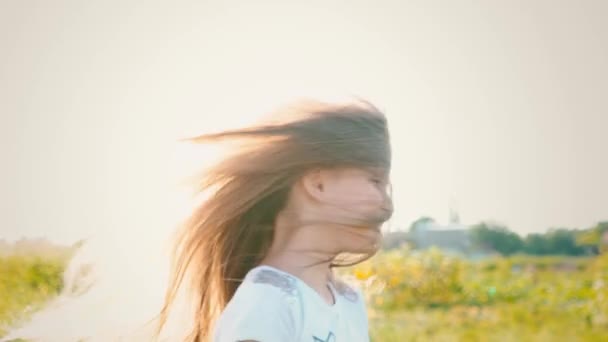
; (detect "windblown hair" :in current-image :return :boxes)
[156,98,391,341]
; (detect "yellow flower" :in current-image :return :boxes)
[389,275,401,287]
[354,268,373,280]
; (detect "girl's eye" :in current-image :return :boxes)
[371,178,383,185]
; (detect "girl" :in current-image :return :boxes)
[157,98,393,342]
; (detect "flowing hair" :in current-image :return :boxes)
[156,98,392,341]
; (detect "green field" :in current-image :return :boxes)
[2,247,607,341]
[349,247,608,341]
[0,255,66,337]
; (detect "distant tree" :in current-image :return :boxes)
[575,221,608,254]
[523,233,550,255]
[544,228,585,256]
[599,221,608,253]
[524,228,587,256]
[409,216,435,233]
[470,222,523,256]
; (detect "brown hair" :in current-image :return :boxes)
[156,98,391,341]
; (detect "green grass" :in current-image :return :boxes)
[0,255,67,337]
[369,304,607,342]
[2,246,608,341]
[349,248,608,341]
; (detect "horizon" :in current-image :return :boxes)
[2,217,607,246]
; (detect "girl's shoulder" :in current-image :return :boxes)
[213,266,302,341]
[243,265,365,305]
[220,265,302,318]
[242,265,300,298]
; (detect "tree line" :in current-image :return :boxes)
[470,221,608,256]
[382,219,608,257]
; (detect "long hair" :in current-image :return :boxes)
[156,98,392,341]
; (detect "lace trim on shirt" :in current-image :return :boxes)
[334,280,359,303]
[250,268,298,296]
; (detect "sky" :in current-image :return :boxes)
[1,0,607,245]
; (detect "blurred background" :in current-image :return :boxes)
[1,0,607,341]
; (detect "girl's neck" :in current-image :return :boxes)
[259,253,336,306]
[262,210,339,303]
[259,251,334,287]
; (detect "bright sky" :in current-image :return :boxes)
[1,1,607,245]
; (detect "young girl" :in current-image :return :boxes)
[157,98,393,342]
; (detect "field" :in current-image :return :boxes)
[1,246,607,341]
[0,255,66,338]
[348,247,608,341]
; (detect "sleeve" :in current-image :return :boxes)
[212,283,299,342]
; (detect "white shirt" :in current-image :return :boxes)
[212,265,370,342]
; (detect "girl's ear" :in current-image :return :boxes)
[301,169,325,201]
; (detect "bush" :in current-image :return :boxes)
[0,256,67,337]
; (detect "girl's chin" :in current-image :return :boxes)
[353,231,383,252]
[350,242,382,255]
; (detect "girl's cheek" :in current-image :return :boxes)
[347,187,383,208]
[333,179,381,204]
[368,182,386,200]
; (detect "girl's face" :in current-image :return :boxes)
[301,166,393,253]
